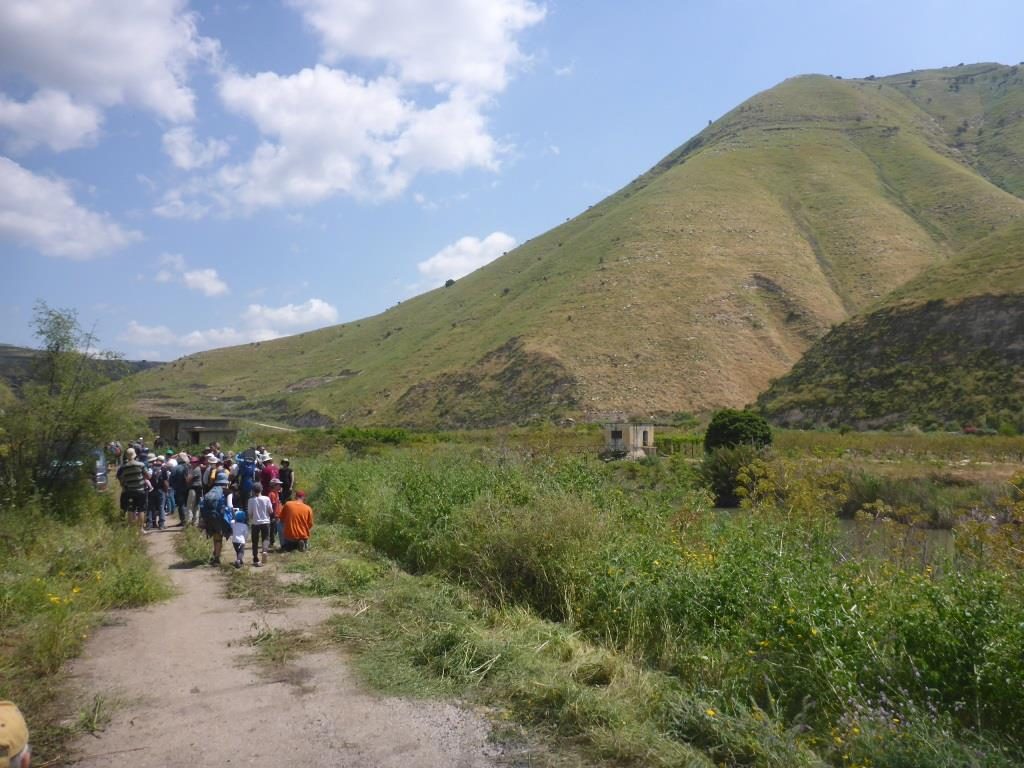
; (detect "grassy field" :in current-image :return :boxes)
[119,63,1024,430]
[0,490,170,763]
[220,430,1024,767]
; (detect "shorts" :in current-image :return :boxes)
[120,490,147,516]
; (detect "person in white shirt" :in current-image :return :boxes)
[247,483,273,566]
[230,508,249,569]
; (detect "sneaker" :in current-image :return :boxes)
[254,561,263,567]
[234,561,242,569]
[209,557,220,566]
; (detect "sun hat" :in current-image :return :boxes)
[214,471,229,486]
[206,453,221,464]
[269,477,282,486]
[0,700,29,761]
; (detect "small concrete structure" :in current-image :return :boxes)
[149,417,238,448]
[602,422,655,461]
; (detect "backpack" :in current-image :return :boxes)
[239,459,257,492]
[170,463,189,492]
[200,488,231,537]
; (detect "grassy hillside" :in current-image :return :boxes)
[880,62,1024,197]
[126,65,1024,428]
[758,219,1024,429]
[0,343,160,398]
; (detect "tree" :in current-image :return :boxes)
[703,408,772,453]
[1,302,134,502]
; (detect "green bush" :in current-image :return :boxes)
[703,408,773,452]
[699,445,759,507]
[311,448,1024,764]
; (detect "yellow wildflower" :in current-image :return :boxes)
[705,708,717,717]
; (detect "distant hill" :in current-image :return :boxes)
[123,63,1024,429]
[0,344,161,399]
[758,218,1024,430]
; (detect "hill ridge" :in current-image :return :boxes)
[116,63,1024,428]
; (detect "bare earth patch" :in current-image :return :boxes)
[64,529,506,767]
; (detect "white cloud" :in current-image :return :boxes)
[162,126,230,170]
[0,0,213,124]
[182,268,229,296]
[290,0,545,93]
[160,253,186,270]
[120,321,176,347]
[0,89,102,153]
[160,1,544,215]
[180,326,280,349]
[0,155,141,259]
[118,299,340,355]
[148,254,229,296]
[242,298,338,328]
[417,231,516,286]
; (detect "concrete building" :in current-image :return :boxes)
[602,422,655,460]
[149,417,238,448]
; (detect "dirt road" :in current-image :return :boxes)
[66,529,504,767]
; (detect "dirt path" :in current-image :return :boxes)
[65,529,506,767]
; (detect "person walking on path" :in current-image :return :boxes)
[116,448,147,531]
[146,455,168,531]
[279,491,314,551]
[230,509,249,569]
[170,453,190,526]
[278,458,294,502]
[267,478,283,549]
[247,483,273,566]
[185,456,203,527]
[260,456,279,491]
[200,471,231,565]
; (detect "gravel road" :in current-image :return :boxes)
[65,528,506,767]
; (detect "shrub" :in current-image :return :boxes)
[703,409,772,453]
[699,445,759,507]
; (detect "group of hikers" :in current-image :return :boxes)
[112,438,314,567]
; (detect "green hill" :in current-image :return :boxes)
[757,219,1024,430]
[0,344,161,399]
[126,64,1024,429]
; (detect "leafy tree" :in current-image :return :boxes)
[703,408,772,453]
[1,302,135,502]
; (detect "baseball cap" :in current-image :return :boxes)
[0,700,29,761]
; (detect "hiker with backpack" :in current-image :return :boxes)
[185,455,203,527]
[170,453,190,526]
[237,452,258,519]
[200,470,232,566]
[146,455,168,531]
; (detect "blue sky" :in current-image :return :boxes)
[4,0,1023,360]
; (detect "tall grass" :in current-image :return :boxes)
[312,448,1024,766]
[0,491,170,761]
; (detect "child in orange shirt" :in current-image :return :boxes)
[268,477,283,549]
